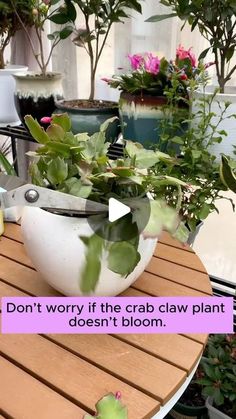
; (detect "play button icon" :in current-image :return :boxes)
[108,198,131,222]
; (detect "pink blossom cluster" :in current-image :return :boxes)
[128,53,160,75]
[176,45,196,67]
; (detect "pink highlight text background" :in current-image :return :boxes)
[1,296,233,334]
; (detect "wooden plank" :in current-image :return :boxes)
[159,232,194,253]
[0,237,33,268]
[0,356,87,419]
[145,258,212,295]
[0,256,61,297]
[154,243,207,273]
[182,334,208,345]
[113,334,203,374]
[3,223,23,243]
[133,271,210,297]
[48,334,186,404]
[123,290,208,346]
[0,334,159,419]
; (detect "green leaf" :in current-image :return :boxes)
[52,113,72,132]
[198,203,211,220]
[24,115,49,144]
[146,13,177,22]
[62,178,92,198]
[108,241,140,277]
[172,222,189,243]
[80,234,103,293]
[100,116,118,132]
[49,13,71,24]
[0,152,15,175]
[142,200,178,238]
[59,26,74,39]
[46,124,65,142]
[47,157,68,184]
[96,394,128,419]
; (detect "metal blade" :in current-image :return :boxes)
[0,174,26,191]
[1,184,108,214]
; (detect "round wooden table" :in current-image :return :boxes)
[0,223,212,419]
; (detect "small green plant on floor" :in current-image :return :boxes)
[198,334,236,417]
[84,393,127,419]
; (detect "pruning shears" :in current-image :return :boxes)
[0,174,108,216]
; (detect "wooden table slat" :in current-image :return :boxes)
[47,334,186,404]
[3,223,23,243]
[113,334,203,374]
[146,258,212,295]
[0,356,87,419]
[0,223,212,419]
[159,232,194,253]
[0,334,160,419]
[154,243,206,273]
[0,236,34,268]
[134,272,211,297]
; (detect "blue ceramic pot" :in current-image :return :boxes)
[119,92,188,150]
[55,100,120,142]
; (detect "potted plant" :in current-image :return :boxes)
[0,0,33,126]
[198,334,236,419]
[167,374,208,418]
[103,46,205,147]
[54,0,142,139]
[151,86,235,237]
[20,112,194,296]
[10,0,75,124]
[147,0,236,159]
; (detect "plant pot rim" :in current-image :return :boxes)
[194,85,236,99]
[120,91,168,105]
[56,99,118,114]
[206,397,232,419]
[13,71,62,80]
[0,65,28,74]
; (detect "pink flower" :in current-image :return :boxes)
[115,392,122,400]
[101,77,112,83]
[128,54,143,70]
[40,116,52,124]
[144,53,160,75]
[176,45,196,67]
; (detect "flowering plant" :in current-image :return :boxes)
[103,45,205,99]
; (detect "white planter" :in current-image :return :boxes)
[21,207,157,296]
[0,65,28,127]
[206,397,232,419]
[192,87,236,160]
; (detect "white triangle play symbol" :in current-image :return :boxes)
[108,198,131,223]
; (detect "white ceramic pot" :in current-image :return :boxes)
[0,65,28,127]
[206,397,232,419]
[192,87,236,160]
[21,207,157,296]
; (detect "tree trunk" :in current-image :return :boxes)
[89,71,95,101]
[0,49,5,69]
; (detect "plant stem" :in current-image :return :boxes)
[0,47,5,69]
